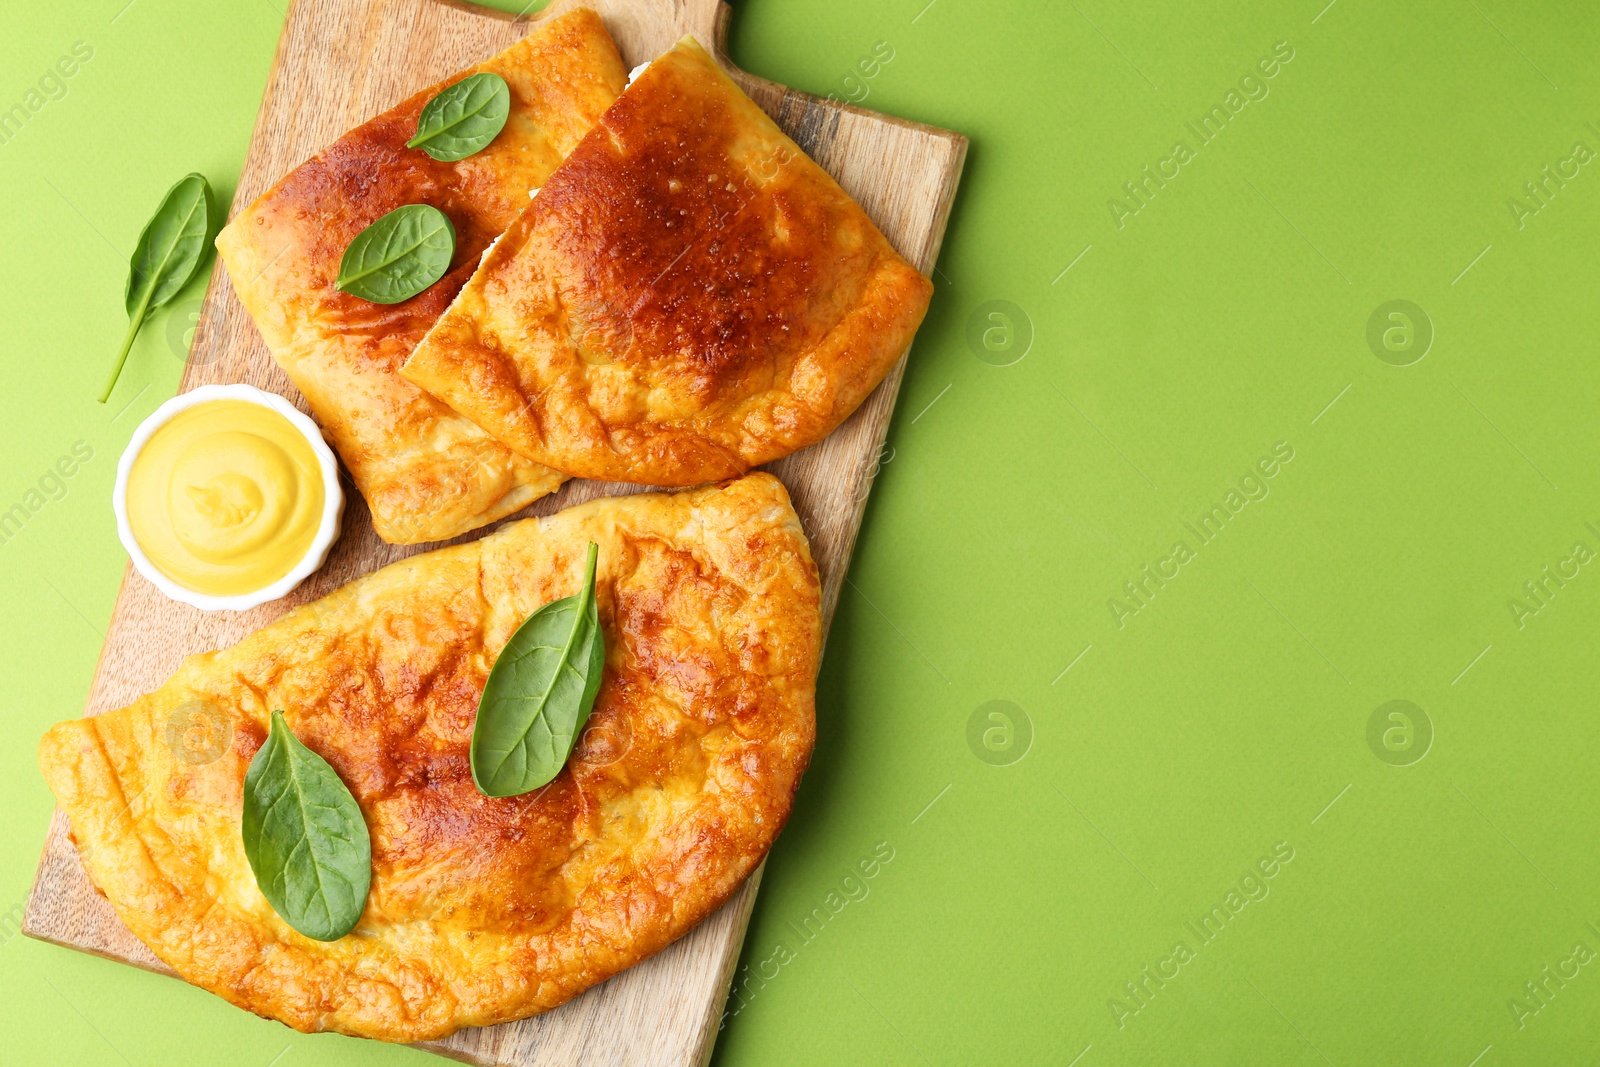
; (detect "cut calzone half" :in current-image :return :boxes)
[400,37,934,486]
[215,10,626,544]
[38,474,819,1042]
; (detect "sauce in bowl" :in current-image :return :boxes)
[125,399,327,598]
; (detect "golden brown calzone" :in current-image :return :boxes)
[400,37,933,486]
[215,10,626,544]
[37,474,819,1042]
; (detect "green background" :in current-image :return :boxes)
[3,0,1597,1063]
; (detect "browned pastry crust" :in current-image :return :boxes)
[400,37,933,486]
[215,10,627,544]
[37,474,819,1042]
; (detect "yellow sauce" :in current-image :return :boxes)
[126,400,324,597]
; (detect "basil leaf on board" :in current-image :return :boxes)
[406,72,512,162]
[334,204,456,304]
[241,710,372,941]
[99,173,215,402]
[472,542,606,798]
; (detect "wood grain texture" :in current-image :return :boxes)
[23,0,964,1063]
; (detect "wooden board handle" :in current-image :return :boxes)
[533,0,732,66]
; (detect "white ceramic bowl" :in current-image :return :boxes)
[113,384,343,612]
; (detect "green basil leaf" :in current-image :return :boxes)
[334,204,456,304]
[241,710,372,941]
[472,542,605,797]
[99,172,215,403]
[406,72,512,162]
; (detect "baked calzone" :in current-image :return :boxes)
[215,10,625,544]
[400,37,934,486]
[38,474,820,1041]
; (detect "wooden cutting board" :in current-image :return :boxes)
[23,0,964,1063]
